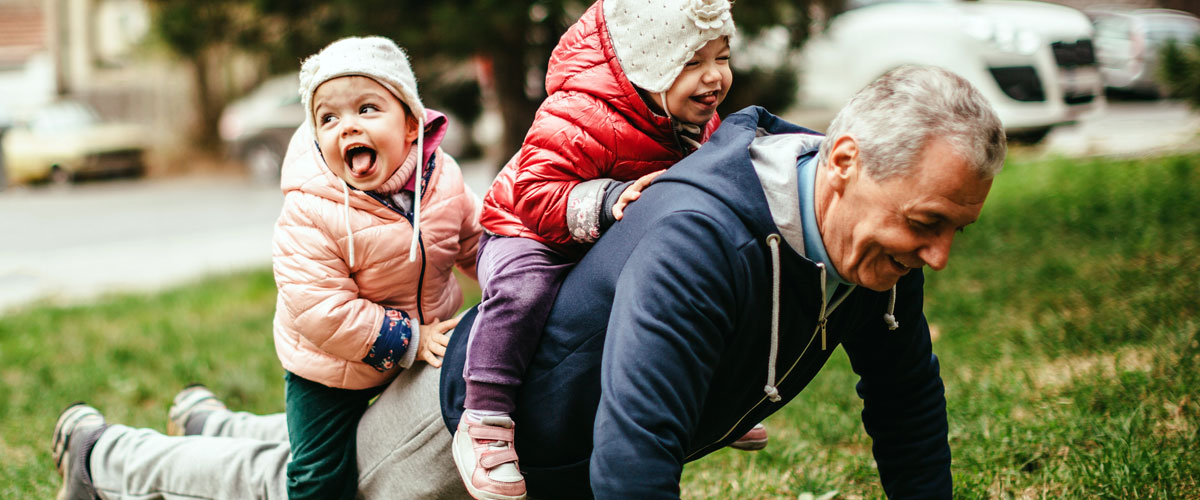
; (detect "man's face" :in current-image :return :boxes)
[819,137,993,291]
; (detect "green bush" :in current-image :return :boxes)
[1160,37,1200,107]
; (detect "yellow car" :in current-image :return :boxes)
[2,100,146,185]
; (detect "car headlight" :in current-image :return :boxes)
[965,17,1041,56]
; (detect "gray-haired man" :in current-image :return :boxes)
[52,65,1005,499]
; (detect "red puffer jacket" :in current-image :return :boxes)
[479,0,719,256]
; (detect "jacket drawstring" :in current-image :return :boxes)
[341,178,355,269]
[408,117,425,262]
[883,286,899,330]
[763,234,782,403]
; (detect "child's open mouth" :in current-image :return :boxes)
[344,145,377,177]
[690,90,720,107]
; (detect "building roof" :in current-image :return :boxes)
[0,5,45,67]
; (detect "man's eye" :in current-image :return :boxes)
[910,219,935,230]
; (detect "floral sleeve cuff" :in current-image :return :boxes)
[567,178,613,243]
[363,307,414,372]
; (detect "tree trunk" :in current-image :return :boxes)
[189,51,223,150]
[487,44,542,166]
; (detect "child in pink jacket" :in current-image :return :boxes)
[273,36,482,500]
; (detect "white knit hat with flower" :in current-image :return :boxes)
[298,36,425,140]
[603,0,737,94]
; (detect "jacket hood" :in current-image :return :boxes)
[660,105,824,248]
[546,1,709,147]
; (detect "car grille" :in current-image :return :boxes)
[1064,94,1094,105]
[1051,39,1096,68]
[989,66,1045,102]
[83,149,143,173]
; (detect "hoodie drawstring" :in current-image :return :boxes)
[758,237,901,411]
[817,263,828,350]
[763,234,782,403]
[408,117,425,262]
[341,178,356,269]
[883,286,899,330]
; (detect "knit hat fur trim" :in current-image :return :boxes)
[298,36,425,140]
[603,0,737,94]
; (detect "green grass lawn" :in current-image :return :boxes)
[3,153,1198,499]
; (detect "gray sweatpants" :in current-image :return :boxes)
[89,364,469,499]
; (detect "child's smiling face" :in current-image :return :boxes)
[312,76,417,191]
[661,37,732,126]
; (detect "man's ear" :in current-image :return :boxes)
[826,134,859,193]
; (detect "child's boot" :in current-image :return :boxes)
[452,414,526,500]
[729,422,769,451]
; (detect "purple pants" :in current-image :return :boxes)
[464,233,574,413]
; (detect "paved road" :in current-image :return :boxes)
[1040,99,1200,158]
[0,163,498,314]
[0,175,283,312]
[0,101,1196,314]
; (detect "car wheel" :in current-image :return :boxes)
[49,165,73,186]
[245,142,283,185]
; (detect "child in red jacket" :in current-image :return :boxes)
[453,1,745,498]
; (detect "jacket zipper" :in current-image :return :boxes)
[364,154,434,323]
[685,286,852,460]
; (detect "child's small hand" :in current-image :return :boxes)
[417,316,458,368]
[612,169,666,221]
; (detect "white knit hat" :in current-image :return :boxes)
[298,36,425,139]
[603,0,737,94]
[298,36,429,264]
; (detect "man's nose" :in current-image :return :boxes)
[919,233,953,271]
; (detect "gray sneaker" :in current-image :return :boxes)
[51,403,106,500]
[167,384,227,436]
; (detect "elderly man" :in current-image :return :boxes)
[50,65,1003,500]
[441,64,1006,499]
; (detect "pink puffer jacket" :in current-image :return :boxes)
[272,117,482,390]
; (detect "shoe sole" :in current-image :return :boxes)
[52,402,98,500]
[51,402,90,471]
[451,424,527,500]
[729,438,769,451]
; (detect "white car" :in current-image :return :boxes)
[1088,8,1200,97]
[797,0,1104,141]
[219,73,306,184]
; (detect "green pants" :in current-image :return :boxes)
[285,371,386,500]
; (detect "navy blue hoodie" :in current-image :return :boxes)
[442,106,951,499]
